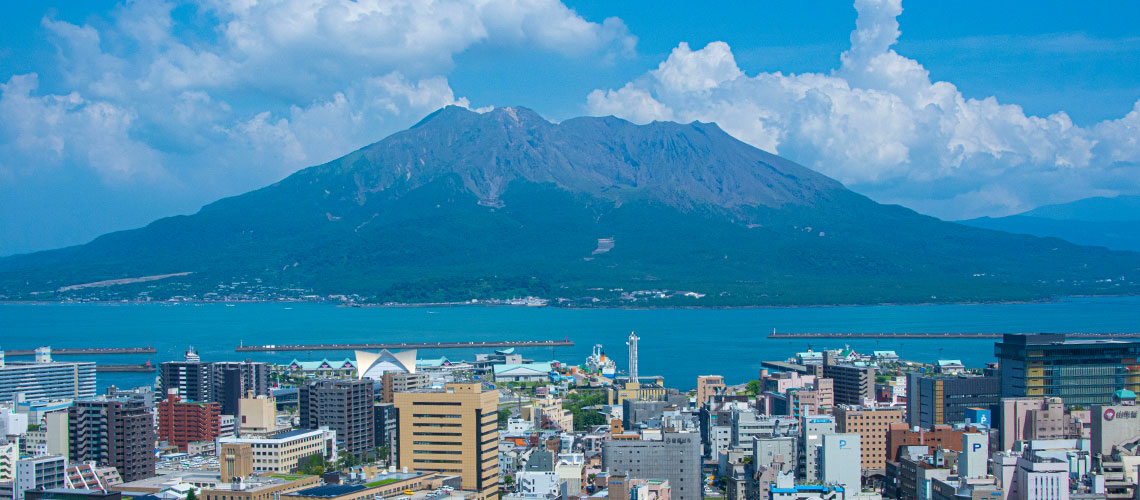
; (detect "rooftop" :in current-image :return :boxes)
[288,485,368,498]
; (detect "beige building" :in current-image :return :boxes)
[608,378,667,405]
[22,411,68,458]
[833,405,904,472]
[381,372,430,404]
[522,395,573,432]
[394,383,499,499]
[696,376,726,408]
[238,392,278,436]
[220,443,253,482]
[116,471,319,500]
[216,428,337,473]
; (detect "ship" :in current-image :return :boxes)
[585,344,616,376]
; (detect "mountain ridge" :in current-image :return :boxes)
[959,195,1140,252]
[1,106,1137,306]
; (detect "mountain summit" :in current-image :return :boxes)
[1,107,1137,305]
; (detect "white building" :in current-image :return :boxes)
[0,349,94,403]
[215,428,336,473]
[515,470,560,497]
[821,433,860,494]
[1011,457,1069,500]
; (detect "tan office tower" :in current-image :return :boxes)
[394,383,499,499]
[219,443,253,482]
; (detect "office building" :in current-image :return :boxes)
[602,433,701,500]
[157,389,221,451]
[999,397,1073,451]
[730,412,798,450]
[393,383,498,499]
[823,363,875,406]
[834,405,904,472]
[885,423,975,462]
[800,415,836,482]
[906,374,1000,428]
[995,333,1140,406]
[608,379,668,406]
[695,376,726,408]
[1092,399,1140,456]
[68,397,155,482]
[115,470,319,500]
[1006,455,1070,500]
[217,428,337,473]
[219,443,252,483]
[299,379,373,459]
[0,348,95,403]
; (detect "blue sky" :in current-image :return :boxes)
[1,0,1139,256]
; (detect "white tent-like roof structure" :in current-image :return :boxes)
[355,349,417,380]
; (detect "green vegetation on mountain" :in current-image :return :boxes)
[0,106,1137,305]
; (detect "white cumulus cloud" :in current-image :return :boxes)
[585,0,1140,219]
[0,0,635,254]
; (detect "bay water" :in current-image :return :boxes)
[2,296,1139,391]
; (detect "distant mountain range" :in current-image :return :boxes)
[1,106,1137,306]
[959,196,1140,252]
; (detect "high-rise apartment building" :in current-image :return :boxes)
[0,348,95,403]
[823,363,875,406]
[212,361,270,416]
[159,352,270,415]
[373,403,398,463]
[995,333,1140,406]
[69,397,155,482]
[393,383,498,499]
[157,390,221,451]
[379,372,429,404]
[834,405,904,472]
[299,379,374,458]
[159,349,213,404]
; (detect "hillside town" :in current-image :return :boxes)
[1,332,1139,500]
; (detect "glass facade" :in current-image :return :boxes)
[995,334,1140,407]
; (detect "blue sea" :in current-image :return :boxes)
[2,296,1140,391]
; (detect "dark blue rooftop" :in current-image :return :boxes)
[288,485,367,498]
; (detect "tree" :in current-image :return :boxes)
[745,380,764,396]
[338,450,360,469]
[186,489,198,500]
[498,408,512,426]
[297,453,329,476]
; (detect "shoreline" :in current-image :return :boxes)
[2,294,1136,310]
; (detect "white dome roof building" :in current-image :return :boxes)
[355,349,417,380]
